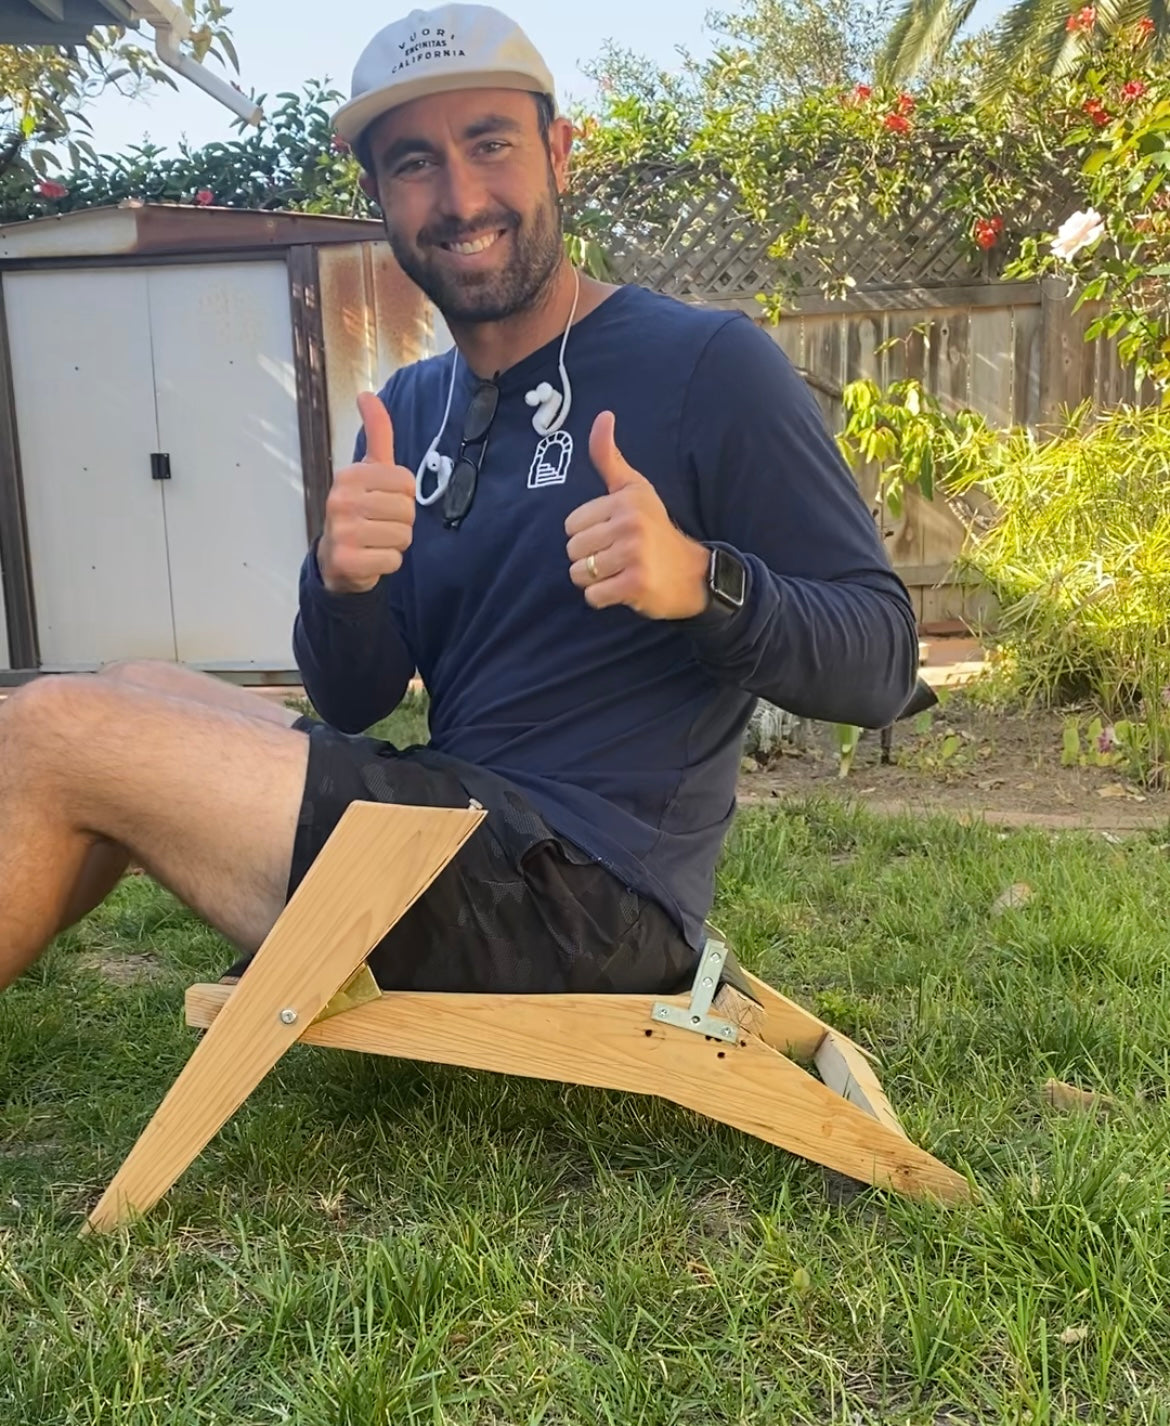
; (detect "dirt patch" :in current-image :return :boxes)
[77,951,167,986]
[738,697,1170,832]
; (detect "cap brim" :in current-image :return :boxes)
[334,72,556,147]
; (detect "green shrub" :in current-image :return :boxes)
[952,403,1170,782]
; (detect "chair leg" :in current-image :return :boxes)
[83,803,483,1234]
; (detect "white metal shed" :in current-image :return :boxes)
[0,203,449,683]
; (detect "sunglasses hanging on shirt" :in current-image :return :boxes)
[442,378,500,528]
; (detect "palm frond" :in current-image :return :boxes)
[980,0,1079,98]
[879,0,982,80]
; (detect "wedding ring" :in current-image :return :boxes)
[586,553,599,580]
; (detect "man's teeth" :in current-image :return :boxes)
[447,232,501,255]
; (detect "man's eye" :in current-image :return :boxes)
[394,157,433,176]
[478,141,510,156]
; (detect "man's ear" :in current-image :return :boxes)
[548,115,574,195]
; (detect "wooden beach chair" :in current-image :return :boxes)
[85,799,972,1233]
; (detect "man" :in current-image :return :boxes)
[0,3,918,998]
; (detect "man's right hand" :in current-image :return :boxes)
[317,392,416,596]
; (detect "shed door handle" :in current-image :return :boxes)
[151,453,172,481]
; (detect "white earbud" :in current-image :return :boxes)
[415,446,453,506]
[526,380,563,435]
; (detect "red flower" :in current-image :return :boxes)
[195,189,214,206]
[883,112,912,133]
[1083,97,1111,126]
[973,216,1004,250]
[842,83,872,106]
[1134,16,1155,39]
[895,91,915,114]
[35,180,68,200]
[1120,79,1147,101]
[1066,5,1095,31]
[331,134,350,153]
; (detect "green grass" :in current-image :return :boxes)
[3,800,1170,1424]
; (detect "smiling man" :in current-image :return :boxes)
[0,3,919,1000]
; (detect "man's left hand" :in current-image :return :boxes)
[565,412,710,619]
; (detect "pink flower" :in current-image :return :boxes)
[35,180,68,200]
[195,189,214,206]
[331,134,350,153]
[1135,17,1155,40]
[1066,5,1095,31]
[1120,79,1147,101]
[1098,726,1117,754]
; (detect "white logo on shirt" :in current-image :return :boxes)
[527,431,574,489]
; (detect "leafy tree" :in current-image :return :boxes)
[0,0,237,184]
[0,81,370,221]
[582,0,903,118]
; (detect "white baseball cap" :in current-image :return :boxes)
[333,4,558,148]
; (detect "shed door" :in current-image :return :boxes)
[4,261,307,671]
[4,268,176,667]
[150,262,305,667]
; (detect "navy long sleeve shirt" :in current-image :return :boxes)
[293,284,918,949]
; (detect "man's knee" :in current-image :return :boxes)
[97,658,171,685]
[0,675,95,766]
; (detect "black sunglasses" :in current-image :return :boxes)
[443,378,500,528]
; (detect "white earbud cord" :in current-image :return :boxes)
[414,346,460,506]
[530,266,580,435]
[414,266,583,503]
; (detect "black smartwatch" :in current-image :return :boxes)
[704,544,748,619]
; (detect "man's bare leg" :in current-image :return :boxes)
[57,661,304,932]
[0,674,310,990]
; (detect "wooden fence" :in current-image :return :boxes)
[568,163,1152,627]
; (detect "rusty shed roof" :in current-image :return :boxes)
[0,204,386,264]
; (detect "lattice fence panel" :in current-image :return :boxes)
[566,153,1072,300]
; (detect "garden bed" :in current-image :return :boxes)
[740,692,1170,831]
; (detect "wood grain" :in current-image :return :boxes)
[186,981,972,1204]
[85,803,483,1232]
[815,1031,907,1137]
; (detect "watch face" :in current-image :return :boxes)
[712,548,746,608]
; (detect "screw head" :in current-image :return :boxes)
[702,977,713,987]
[279,1008,298,1025]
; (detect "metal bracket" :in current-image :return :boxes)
[313,964,381,1024]
[650,938,738,1043]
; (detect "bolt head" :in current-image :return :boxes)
[279,1008,297,1025]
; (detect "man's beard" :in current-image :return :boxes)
[385,180,564,324]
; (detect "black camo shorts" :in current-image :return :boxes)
[223,716,700,995]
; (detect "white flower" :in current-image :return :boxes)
[1050,208,1105,261]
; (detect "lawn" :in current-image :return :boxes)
[2,785,1169,1423]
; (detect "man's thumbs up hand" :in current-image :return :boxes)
[318,392,417,596]
[590,410,648,495]
[565,411,711,619]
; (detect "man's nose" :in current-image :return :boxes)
[436,152,490,223]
